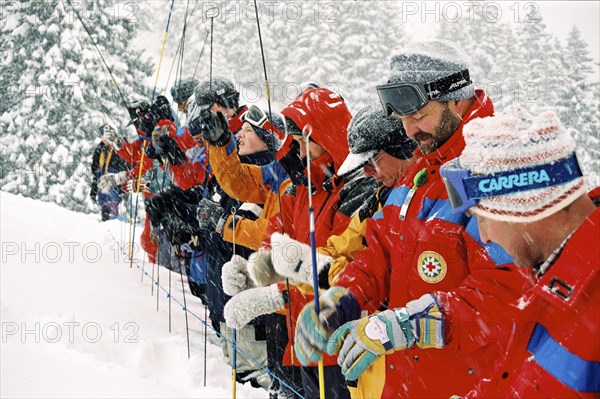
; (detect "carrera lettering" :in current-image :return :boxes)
[479,169,550,193]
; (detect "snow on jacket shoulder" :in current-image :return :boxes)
[334,90,532,398]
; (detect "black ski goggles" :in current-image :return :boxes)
[242,105,282,136]
[376,69,471,117]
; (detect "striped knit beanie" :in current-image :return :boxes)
[458,105,586,222]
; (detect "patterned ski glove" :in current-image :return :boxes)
[98,171,128,193]
[124,179,150,194]
[222,254,256,296]
[271,232,333,285]
[327,293,444,381]
[294,286,361,366]
[223,283,285,329]
[196,198,227,234]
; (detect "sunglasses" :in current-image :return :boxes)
[376,69,471,117]
[368,151,386,168]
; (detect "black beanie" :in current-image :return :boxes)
[337,103,417,176]
[249,110,285,153]
[170,77,199,103]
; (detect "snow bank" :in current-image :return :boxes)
[0,192,266,398]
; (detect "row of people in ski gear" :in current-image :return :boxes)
[90,39,599,398]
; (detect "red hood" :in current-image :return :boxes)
[281,88,351,172]
[155,119,177,138]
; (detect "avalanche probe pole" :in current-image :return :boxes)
[230,207,238,399]
[129,0,175,269]
[302,125,326,399]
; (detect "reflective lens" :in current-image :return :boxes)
[376,83,428,116]
[243,105,268,128]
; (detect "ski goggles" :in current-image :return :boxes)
[242,105,282,137]
[376,69,471,117]
[440,153,583,215]
[98,124,116,136]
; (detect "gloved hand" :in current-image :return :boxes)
[196,198,226,234]
[294,286,361,365]
[246,250,285,287]
[149,95,174,122]
[222,254,256,296]
[327,293,444,381]
[223,283,285,329]
[98,171,128,193]
[124,179,150,194]
[271,232,332,285]
[102,127,124,150]
[149,125,186,165]
[151,124,170,152]
[139,96,174,137]
[188,108,230,145]
[276,137,308,187]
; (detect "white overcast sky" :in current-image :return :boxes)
[403,1,599,74]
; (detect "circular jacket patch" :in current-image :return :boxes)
[417,251,447,283]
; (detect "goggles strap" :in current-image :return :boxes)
[463,154,582,200]
[424,69,471,99]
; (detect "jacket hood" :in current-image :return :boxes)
[281,88,352,172]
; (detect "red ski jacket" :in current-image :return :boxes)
[470,189,600,398]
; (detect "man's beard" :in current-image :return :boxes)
[414,105,462,155]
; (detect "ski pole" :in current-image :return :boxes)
[303,125,326,399]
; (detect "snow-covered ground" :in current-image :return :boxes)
[0,192,267,398]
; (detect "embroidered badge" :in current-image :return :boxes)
[365,317,392,351]
[417,251,447,283]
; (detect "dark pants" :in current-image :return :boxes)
[266,313,304,398]
[300,364,351,399]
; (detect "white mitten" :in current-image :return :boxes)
[224,284,285,329]
[247,249,285,287]
[98,171,128,193]
[222,254,255,296]
[271,232,333,284]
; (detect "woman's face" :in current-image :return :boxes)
[237,122,268,156]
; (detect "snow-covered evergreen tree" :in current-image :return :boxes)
[0,1,153,213]
[336,2,407,111]
[560,26,600,188]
